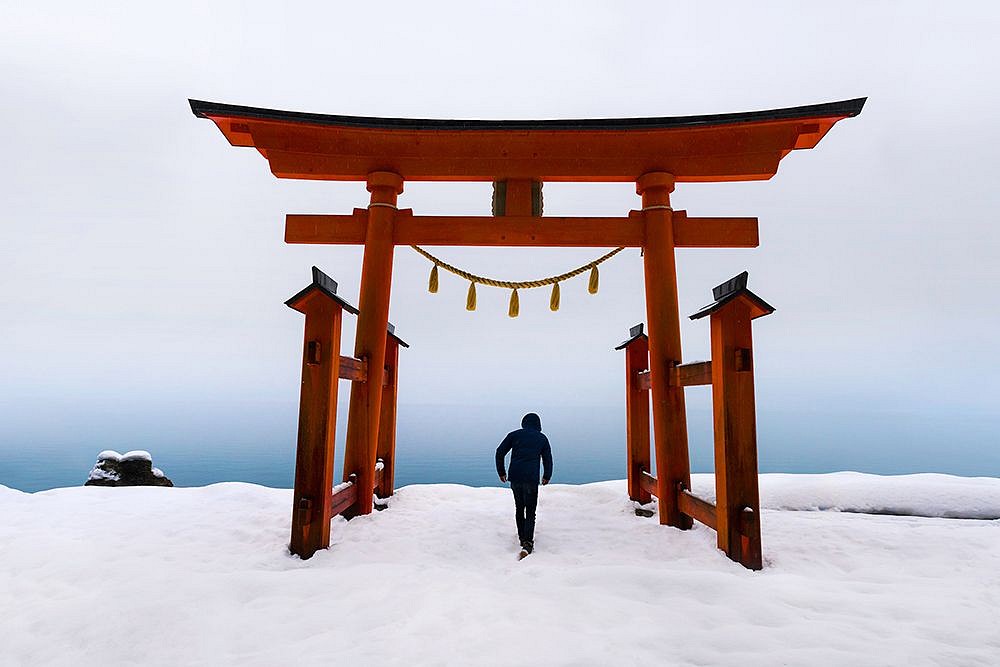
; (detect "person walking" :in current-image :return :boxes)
[495,412,553,556]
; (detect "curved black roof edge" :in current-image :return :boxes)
[614,323,648,350]
[387,322,409,348]
[689,289,775,321]
[189,97,866,132]
[285,266,359,314]
[689,271,775,320]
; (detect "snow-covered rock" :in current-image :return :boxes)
[1,474,997,665]
[84,450,172,487]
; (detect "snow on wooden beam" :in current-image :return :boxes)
[330,481,358,517]
[639,470,658,498]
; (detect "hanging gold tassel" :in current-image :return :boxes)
[549,282,560,311]
[428,264,439,293]
[466,281,477,311]
[508,288,520,318]
[588,265,599,294]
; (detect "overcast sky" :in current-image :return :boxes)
[2,2,998,475]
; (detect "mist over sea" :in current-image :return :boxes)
[2,396,997,493]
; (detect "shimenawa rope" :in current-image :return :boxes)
[411,245,625,317]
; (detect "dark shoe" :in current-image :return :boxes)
[523,541,533,554]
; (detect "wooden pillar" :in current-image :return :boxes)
[375,327,404,498]
[343,171,403,515]
[286,268,356,559]
[638,172,692,529]
[616,325,651,504]
[710,298,763,569]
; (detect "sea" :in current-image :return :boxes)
[2,401,998,492]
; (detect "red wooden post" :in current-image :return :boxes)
[343,171,404,516]
[692,272,774,570]
[615,324,651,504]
[375,324,408,498]
[286,267,359,559]
[638,172,692,530]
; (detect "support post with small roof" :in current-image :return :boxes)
[376,324,408,498]
[615,324,652,505]
[286,267,359,559]
[691,271,774,570]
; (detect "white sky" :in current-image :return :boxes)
[1,2,998,464]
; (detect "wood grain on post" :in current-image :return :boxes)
[639,172,692,530]
[288,297,343,559]
[342,171,403,516]
[375,335,400,498]
[623,334,652,504]
[710,299,763,570]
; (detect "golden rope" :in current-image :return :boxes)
[410,245,624,290]
[411,244,625,316]
[369,202,626,314]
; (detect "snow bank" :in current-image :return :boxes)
[0,483,27,498]
[0,477,997,666]
[686,472,1000,519]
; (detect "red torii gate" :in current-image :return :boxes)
[191,97,864,566]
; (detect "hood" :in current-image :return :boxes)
[521,413,542,431]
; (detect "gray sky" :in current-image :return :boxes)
[2,2,999,472]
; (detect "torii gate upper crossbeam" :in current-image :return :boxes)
[284,211,759,248]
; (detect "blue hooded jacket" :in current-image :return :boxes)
[495,413,553,484]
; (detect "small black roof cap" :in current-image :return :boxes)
[690,271,775,320]
[614,323,648,350]
[285,266,359,314]
[387,322,410,348]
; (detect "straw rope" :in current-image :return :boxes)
[410,245,624,290]
[366,202,626,314]
[411,245,625,316]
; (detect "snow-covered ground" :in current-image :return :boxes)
[1,474,998,666]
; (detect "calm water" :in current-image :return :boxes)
[2,400,998,492]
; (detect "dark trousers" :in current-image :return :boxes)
[510,481,539,544]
